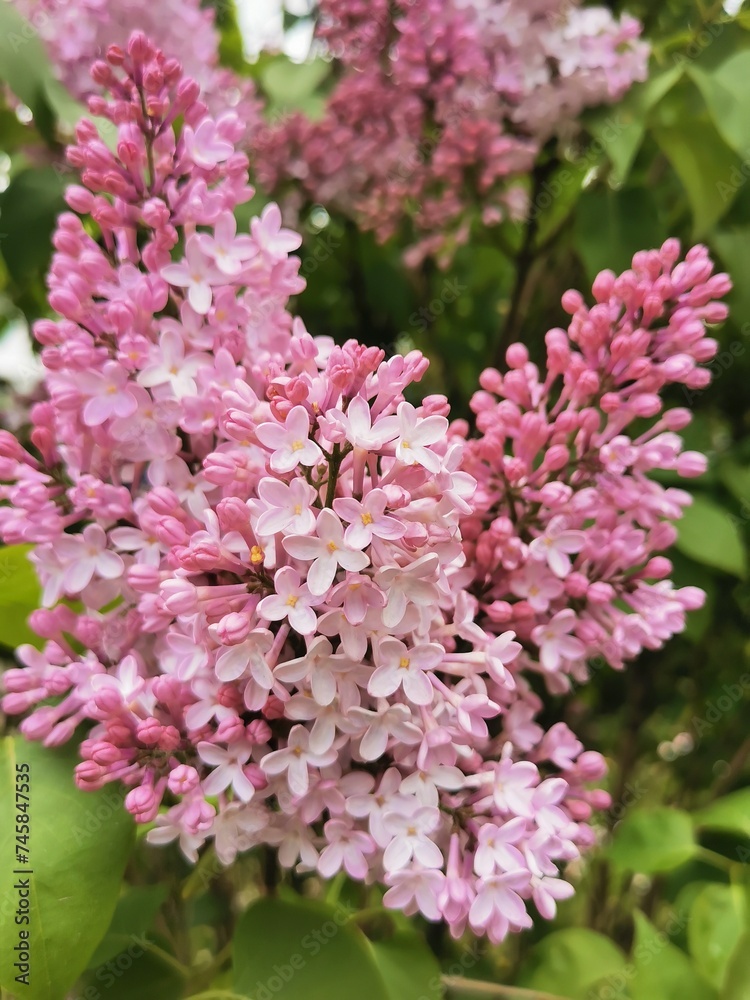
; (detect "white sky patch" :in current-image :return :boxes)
[0,321,43,392]
[236,0,314,61]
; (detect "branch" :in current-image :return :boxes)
[443,976,570,1000]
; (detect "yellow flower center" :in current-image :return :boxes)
[291,440,305,452]
[399,657,410,670]
[286,595,299,607]
[251,545,264,565]
[361,512,374,525]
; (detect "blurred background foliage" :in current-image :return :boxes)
[3,1,750,999]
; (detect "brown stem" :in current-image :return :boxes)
[443,976,569,1000]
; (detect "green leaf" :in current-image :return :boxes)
[694,789,750,838]
[608,808,697,874]
[0,3,55,115]
[723,932,750,1000]
[0,735,134,1000]
[573,186,663,282]
[369,932,442,1000]
[676,494,747,578]
[88,885,169,969]
[689,884,745,991]
[653,122,740,236]
[688,53,750,155]
[630,911,717,1000]
[518,928,627,999]
[76,940,184,1000]
[589,63,684,183]
[712,231,750,329]
[0,545,42,648]
[0,168,66,287]
[233,897,395,1000]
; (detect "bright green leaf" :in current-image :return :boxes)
[0,736,134,1000]
[0,544,42,648]
[609,808,697,874]
[0,168,66,287]
[689,884,745,990]
[574,186,663,282]
[76,940,184,1000]
[694,789,750,838]
[688,53,750,155]
[653,122,740,236]
[0,3,55,115]
[718,460,750,507]
[676,494,746,578]
[233,897,392,1000]
[712,231,750,330]
[589,63,684,183]
[630,911,717,1000]
[88,885,169,969]
[723,932,750,1000]
[518,928,627,999]
[370,932,442,1000]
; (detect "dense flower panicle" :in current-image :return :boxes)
[460,242,731,692]
[0,34,729,944]
[12,0,262,141]
[255,0,649,263]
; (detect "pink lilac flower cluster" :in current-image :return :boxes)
[0,35,728,944]
[255,0,649,264]
[459,243,731,694]
[12,0,262,141]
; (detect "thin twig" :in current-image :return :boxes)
[443,976,570,1000]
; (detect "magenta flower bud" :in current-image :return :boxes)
[125,783,161,824]
[215,612,252,646]
[564,573,589,599]
[587,582,615,605]
[676,451,707,477]
[589,790,612,810]
[662,408,692,430]
[160,579,199,614]
[2,691,41,715]
[540,445,569,472]
[128,565,161,593]
[160,726,182,752]
[642,557,672,580]
[45,717,78,747]
[574,751,608,781]
[650,522,678,549]
[567,800,592,821]
[245,763,268,790]
[183,798,215,835]
[91,741,124,765]
[677,586,706,611]
[215,717,245,743]
[247,719,272,744]
[561,288,584,313]
[168,765,200,795]
[93,688,123,715]
[75,760,106,789]
[137,718,163,746]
